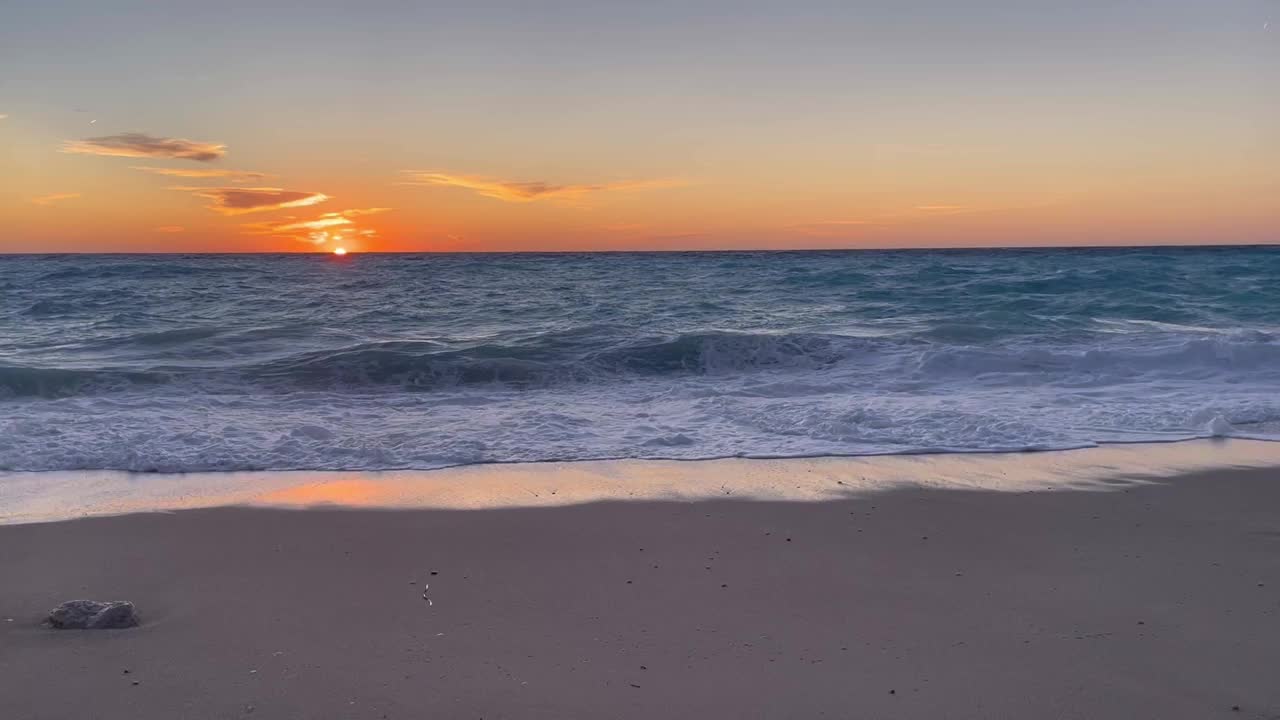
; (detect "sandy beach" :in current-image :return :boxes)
[3,459,1279,719]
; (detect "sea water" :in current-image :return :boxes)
[2,248,1279,472]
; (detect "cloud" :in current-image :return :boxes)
[330,207,390,219]
[30,193,81,206]
[258,215,352,233]
[791,200,1056,238]
[243,208,392,245]
[63,133,226,162]
[243,207,391,233]
[0,114,8,121]
[400,171,683,204]
[173,186,330,215]
[132,166,269,182]
[154,226,185,233]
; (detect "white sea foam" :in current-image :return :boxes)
[5,439,1280,525]
[2,336,1279,472]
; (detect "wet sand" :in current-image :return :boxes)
[2,466,1279,718]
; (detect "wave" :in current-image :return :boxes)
[0,331,850,397]
[0,364,167,399]
[5,329,1280,399]
[247,331,855,390]
[24,299,84,317]
[916,333,1280,378]
[32,260,245,283]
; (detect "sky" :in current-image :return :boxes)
[1,0,1276,252]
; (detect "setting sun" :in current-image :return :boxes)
[333,247,348,256]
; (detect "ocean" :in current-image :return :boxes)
[2,248,1279,473]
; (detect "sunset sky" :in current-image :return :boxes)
[2,1,1276,253]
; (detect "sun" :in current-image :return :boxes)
[332,247,348,256]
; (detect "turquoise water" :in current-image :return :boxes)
[2,247,1279,471]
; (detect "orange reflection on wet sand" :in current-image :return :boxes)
[5,439,1280,525]
[257,479,387,507]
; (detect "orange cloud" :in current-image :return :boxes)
[266,216,352,232]
[173,186,330,215]
[154,226,185,233]
[244,207,391,233]
[132,166,269,182]
[789,201,1057,240]
[243,208,392,245]
[401,171,684,204]
[63,133,226,162]
[30,193,81,206]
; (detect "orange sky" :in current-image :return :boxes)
[2,2,1277,252]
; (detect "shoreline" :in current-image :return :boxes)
[3,462,1279,718]
[4,437,1280,526]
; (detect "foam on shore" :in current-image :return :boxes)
[4,438,1280,525]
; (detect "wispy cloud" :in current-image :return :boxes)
[243,208,392,245]
[63,133,226,162]
[400,171,684,204]
[132,166,269,182]
[244,208,390,234]
[30,193,81,206]
[154,226,185,233]
[0,114,8,121]
[791,201,1047,237]
[248,215,353,233]
[173,186,330,215]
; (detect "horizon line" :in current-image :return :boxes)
[1,241,1278,256]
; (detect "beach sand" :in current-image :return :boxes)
[2,464,1279,718]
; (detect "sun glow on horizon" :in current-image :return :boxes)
[333,247,348,256]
